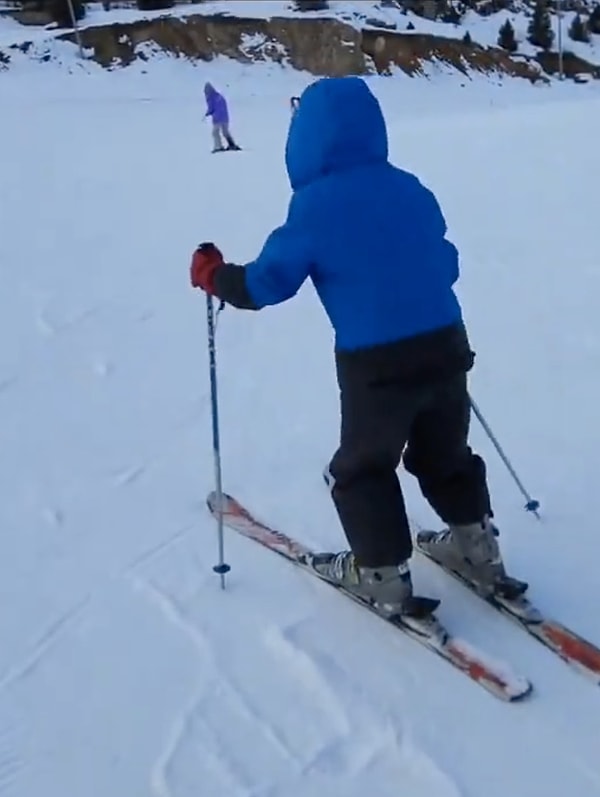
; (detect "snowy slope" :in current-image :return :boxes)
[2,57,600,797]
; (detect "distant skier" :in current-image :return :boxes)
[290,96,300,115]
[203,82,241,153]
[190,76,523,618]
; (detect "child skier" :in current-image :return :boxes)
[190,76,523,618]
[203,82,241,153]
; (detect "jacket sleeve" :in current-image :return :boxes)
[243,196,315,308]
[244,231,312,307]
[420,184,459,285]
[212,263,259,310]
[211,195,313,311]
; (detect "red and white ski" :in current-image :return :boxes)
[412,520,600,685]
[207,491,532,703]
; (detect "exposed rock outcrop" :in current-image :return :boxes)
[362,28,544,81]
[59,14,370,75]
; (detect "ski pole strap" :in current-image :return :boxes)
[214,298,225,329]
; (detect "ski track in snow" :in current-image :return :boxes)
[2,55,600,797]
[0,719,25,797]
[130,533,465,797]
[35,305,101,338]
[0,597,91,695]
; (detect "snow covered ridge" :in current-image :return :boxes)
[1,0,599,79]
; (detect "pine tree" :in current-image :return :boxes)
[47,0,85,27]
[136,0,174,9]
[442,3,462,24]
[294,0,329,10]
[527,0,554,50]
[463,30,473,44]
[498,18,517,51]
[569,13,590,42]
[588,3,600,34]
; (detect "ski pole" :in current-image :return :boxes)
[469,395,540,518]
[206,293,230,587]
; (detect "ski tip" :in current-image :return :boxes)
[448,638,533,702]
[497,676,533,702]
[513,680,534,701]
[207,490,234,513]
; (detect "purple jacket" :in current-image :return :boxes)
[204,82,229,125]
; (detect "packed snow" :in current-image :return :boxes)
[2,52,600,797]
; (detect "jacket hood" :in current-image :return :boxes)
[204,82,216,97]
[284,77,388,191]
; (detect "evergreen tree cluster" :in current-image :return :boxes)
[294,0,329,10]
[495,0,600,55]
[498,18,517,50]
[590,4,600,34]
[23,0,86,27]
[569,13,590,42]
[135,0,174,9]
[527,0,554,50]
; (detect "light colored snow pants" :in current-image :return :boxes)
[212,122,232,150]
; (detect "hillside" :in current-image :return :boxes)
[1,0,600,80]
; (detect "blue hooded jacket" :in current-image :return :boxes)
[243,77,463,351]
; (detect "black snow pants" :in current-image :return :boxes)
[326,322,492,568]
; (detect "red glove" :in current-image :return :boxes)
[190,242,224,293]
